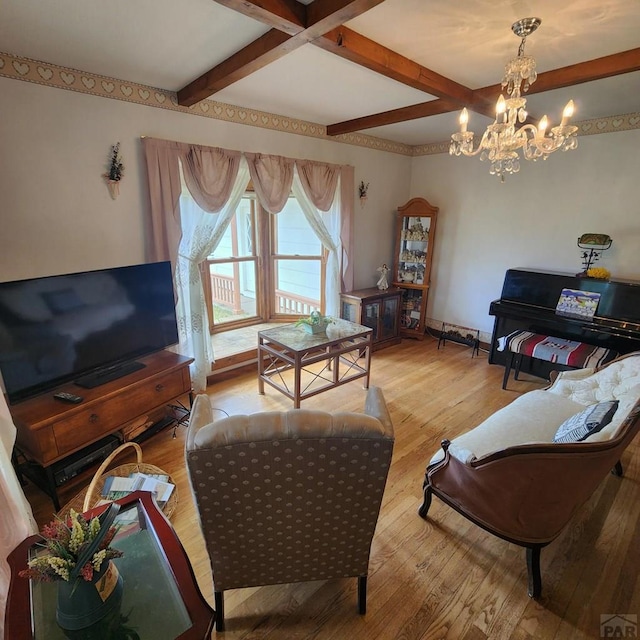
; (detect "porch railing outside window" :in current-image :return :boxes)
[200,193,325,333]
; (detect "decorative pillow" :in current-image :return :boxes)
[553,400,619,443]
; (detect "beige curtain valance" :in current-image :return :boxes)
[142,135,354,290]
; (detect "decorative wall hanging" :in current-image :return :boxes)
[358,181,369,207]
[103,142,124,199]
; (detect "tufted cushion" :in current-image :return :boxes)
[553,400,619,443]
[547,353,640,404]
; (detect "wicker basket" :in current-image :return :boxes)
[56,441,178,520]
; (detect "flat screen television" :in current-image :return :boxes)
[0,261,179,404]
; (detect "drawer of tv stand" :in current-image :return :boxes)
[52,369,189,459]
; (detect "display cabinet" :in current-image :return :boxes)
[340,287,402,350]
[392,198,439,339]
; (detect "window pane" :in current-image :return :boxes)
[275,200,321,255]
[208,260,258,325]
[274,259,320,316]
[210,199,254,259]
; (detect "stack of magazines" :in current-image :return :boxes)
[100,472,175,508]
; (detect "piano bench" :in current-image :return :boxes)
[498,331,617,389]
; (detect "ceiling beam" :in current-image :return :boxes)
[178,0,386,106]
[211,0,306,35]
[327,99,460,136]
[327,48,640,136]
[474,47,640,103]
[178,30,293,106]
[191,1,481,112]
[315,27,474,104]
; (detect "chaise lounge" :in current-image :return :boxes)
[418,351,640,597]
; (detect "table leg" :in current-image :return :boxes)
[363,339,372,389]
[294,352,301,409]
[257,338,265,395]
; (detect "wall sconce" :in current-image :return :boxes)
[103,142,124,199]
[358,181,369,208]
[577,233,612,275]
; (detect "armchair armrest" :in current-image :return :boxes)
[364,386,393,439]
[185,393,214,450]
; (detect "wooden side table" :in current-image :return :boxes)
[5,491,215,639]
[258,321,372,408]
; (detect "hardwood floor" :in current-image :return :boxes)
[24,338,640,639]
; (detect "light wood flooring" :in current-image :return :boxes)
[24,338,640,639]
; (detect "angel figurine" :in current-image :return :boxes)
[376,263,390,290]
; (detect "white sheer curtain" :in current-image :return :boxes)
[175,157,250,392]
[0,394,37,637]
[291,167,342,317]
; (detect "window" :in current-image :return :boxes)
[196,190,326,333]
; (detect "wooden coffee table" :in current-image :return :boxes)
[5,491,215,639]
[257,320,373,408]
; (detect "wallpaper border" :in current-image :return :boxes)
[1,52,638,159]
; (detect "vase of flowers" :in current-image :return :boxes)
[20,504,124,632]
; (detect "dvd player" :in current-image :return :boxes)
[51,434,121,487]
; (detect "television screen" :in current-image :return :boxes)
[0,262,179,404]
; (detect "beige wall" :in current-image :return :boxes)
[0,77,410,289]
[410,130,640,342]
[2,76,639,343]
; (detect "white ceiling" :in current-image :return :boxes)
[1,0,639,146]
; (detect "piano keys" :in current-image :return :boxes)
[489,268,640,381]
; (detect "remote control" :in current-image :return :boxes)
[53,392,84,404]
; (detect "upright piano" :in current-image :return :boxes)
[489,268,640,379]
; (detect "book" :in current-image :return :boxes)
[555,288,601,319]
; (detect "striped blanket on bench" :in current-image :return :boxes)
[497,331,615,368]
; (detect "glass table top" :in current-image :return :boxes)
[258,319,371,352]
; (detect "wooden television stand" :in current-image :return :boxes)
[9,350,193,510]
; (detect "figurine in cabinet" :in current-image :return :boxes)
[376,264,390,290]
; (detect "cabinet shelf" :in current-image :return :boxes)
[393,198,439,339]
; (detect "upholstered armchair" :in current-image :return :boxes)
[185,386,395,631]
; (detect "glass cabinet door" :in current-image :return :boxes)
[362,300,381,340]
[380,296,399,340]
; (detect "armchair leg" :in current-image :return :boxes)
[418,485,433,519]
[357,576,367,614]
[526,547,542,599]
[612,460,624,477]
[214,591,225,632]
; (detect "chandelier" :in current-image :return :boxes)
[450,17,578,180]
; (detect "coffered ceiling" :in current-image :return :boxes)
[1,0,639,146]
